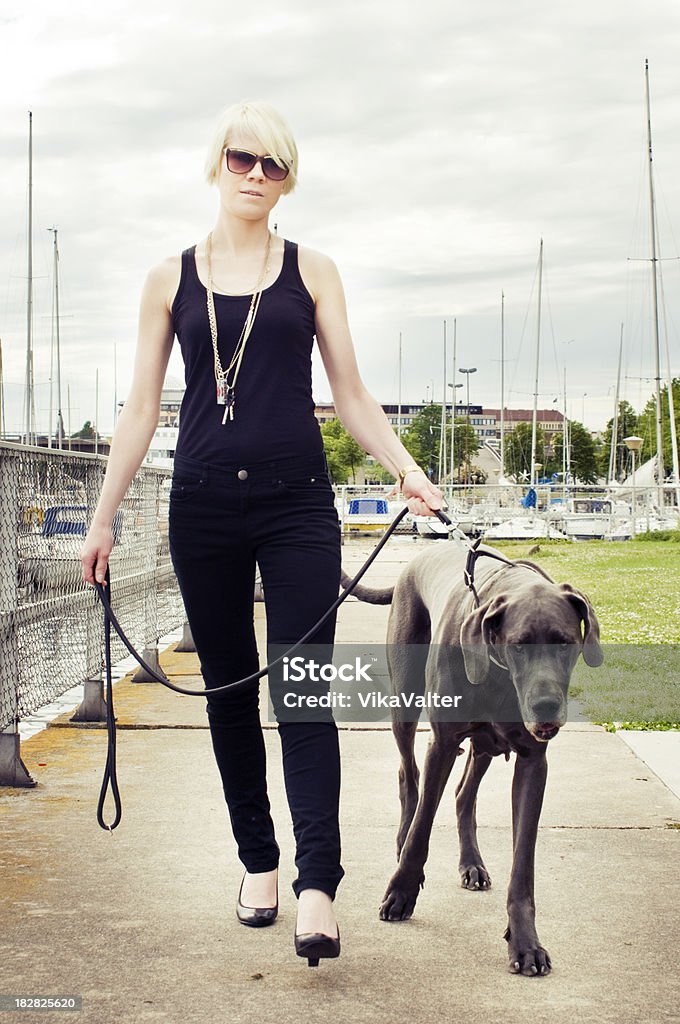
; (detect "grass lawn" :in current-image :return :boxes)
[491,538,680,729]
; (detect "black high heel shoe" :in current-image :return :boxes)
[294,929,341,967]
[236,872,278,928]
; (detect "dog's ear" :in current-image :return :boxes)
[460,595,509,684]
[559,583,604,667]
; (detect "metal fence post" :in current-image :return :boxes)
[71,458,107,722]
[0,451,36,786]
[133,472,167,682]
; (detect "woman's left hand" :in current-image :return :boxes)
[400,469,445,516]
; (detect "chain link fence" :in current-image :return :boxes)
[0,442,185,740]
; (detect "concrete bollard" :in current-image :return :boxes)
[174,622,196,653]
[71,678,108,723]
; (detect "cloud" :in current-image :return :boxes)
[1,0,679,436]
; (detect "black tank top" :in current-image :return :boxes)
[171,239,324,466]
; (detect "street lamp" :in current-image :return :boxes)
[459,368,477,483]
[623,435,643,536]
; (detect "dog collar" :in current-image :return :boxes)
[489,650,509,672]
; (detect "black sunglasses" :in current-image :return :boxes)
[224,147,289,182]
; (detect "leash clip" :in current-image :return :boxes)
[433,508,469,543]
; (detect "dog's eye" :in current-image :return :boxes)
[513,644,524,654]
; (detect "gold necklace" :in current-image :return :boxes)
[205,230,272,424]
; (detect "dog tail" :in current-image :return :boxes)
[340,569,394,605]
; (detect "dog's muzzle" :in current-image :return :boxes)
[526,721,562,743]
[523,690,566,742]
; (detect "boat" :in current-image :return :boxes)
[482,515,565,541]
[19,505,88,590]
[19,505,123,590]
[414,514,450,539]
[552,497,614,540]
[341,496,393,534]
[413,500,486,539]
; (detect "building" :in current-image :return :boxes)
[315,402,564,443]
[145,380,184,469]
[314,403,424,433]
[483,408,565,439]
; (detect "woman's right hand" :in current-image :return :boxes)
[81,524,114,587]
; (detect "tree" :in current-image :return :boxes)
[320,419,366,483]
[71,420,100,440]
[401,404,442,479]
[598,400,639,480]
[504,422,544,480]
[552,421,599,483]
[450,418,479,482]
[402,406,479,483]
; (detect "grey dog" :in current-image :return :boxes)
[346,541,603,976]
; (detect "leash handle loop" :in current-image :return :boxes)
[96,566,122,832]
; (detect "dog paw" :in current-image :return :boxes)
[505,930,552,976]
[459,864,492,890]
[379,882,421,921]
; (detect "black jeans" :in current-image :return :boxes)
[168,452,344,900]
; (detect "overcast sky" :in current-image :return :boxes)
[2,0,680,437]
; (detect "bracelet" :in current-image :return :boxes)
[397,464,422,489]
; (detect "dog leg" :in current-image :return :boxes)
[455,743,493,890]
[380,725,461,922]
[505,750,552,977]
[393,720,420,858]
[387,641,428,859]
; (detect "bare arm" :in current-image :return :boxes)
[81,258,178,584]
[299,247,443,513]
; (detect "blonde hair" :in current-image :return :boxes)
[204,101,298,195]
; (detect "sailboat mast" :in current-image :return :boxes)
[644,59,665,503]
[562,366,568,498]
[397,331,403,440]
[438,320,447,482]
[48,227,64,449]
[24,111,36,445]
[500,291,505,479]
[48,233,54,449]
[54,230,63,448]
[530,240,543,487]
[449,318,457,481]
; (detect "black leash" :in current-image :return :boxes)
[463,537,519,608]
[93,505,453,831]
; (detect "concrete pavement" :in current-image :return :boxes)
[1,536,679,1024]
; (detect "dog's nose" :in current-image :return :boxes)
[530,696,562,722]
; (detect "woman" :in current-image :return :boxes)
[81,101,442,967]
